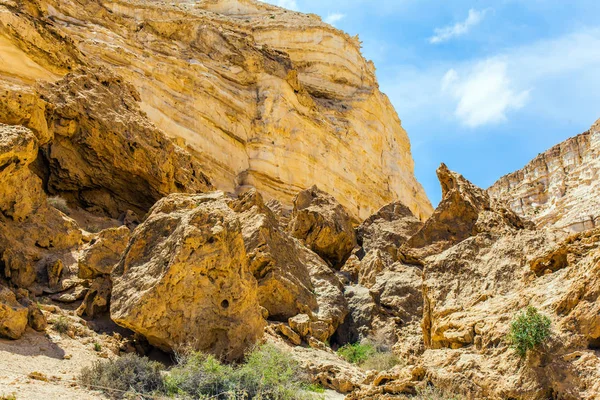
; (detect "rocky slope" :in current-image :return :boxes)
[1,0,600,399]
[489,119,600,232]
[0,0,432,221]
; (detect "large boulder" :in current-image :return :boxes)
[78,226,130,279]
[111,192,265,360]
[231,190,317,320]
[0,124,81,289]
[289,186,357,268]
[0,286,29,339]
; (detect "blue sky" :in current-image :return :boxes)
[261,0,600,206]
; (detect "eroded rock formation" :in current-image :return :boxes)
[0,0,432,221]
[111,192,266,360]
[490,119,600,232]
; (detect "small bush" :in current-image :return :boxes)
[360,351,401,372]
[93,342,102,352]
[304,383,325,393]
[413,385,462,400]
[337,341,400,371]
[165,344,310,399]
[507,306,552,357]
[47,196,70,214]
[79,353,165,399]
[337,342,376,365]
[52,316,71,334]
[164,353,236,397]
[236,343,304,399]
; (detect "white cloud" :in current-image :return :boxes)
[382,27,600,130]
[260,0,298,11]
[429,9,487,44]
[442,60,530,127]
[325,13,346,25]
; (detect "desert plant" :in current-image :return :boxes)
[52,316,71,334]
[507,306,552,357]
[47,196,70,214]
[359,350,401,371]
[412,385,462,400]
[337,342,376,365]
[165,344,311,399]
[236,343,304,399]
[164,352,236,398]
[94,342,102,352]
[79,353,165,399]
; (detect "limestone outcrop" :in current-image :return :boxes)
[360,165,600,399]
[335,200,425,353]
[407,163,532,257]
[41,68,213,217]
[0,286,29,340]
[231,189,317,320]
[78,226,130,279]
[490,120,600,232]
[289,185,357,268]
[110,192,265,360]
[0,0,432,221]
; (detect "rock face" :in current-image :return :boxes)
[0,0,432,221]
[0,286,29,340]
[111,192,265,360]
[383,165,600,399]
[489,120,600,232]
[231,189,317,321]
[41,68,213,217]
[78,226,130,279]
[408,163,531,257]
[289,186,357,268]
[335,200,424,357]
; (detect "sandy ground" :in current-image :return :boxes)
[0,328,108,399]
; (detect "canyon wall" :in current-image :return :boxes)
[0,0,432,220]
[489,119,600,232]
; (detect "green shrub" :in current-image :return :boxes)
[360,351,401,371]
[47,196,70,214]
[507,306,552,357]
[165,344,310,399]
[93,342,102,352]
[304,383,325,394]
[164,352,236,398]
[79,353,165,399]
[337,341,400,371]
[52,316,71,334]
[337,342,376,365]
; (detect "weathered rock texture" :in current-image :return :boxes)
[111,189,348,356]
[355,165,600,400]
[111,192,266,360]
[335,200,425,355]
[0,0,432,221]
[490,120,600,232]
[289,185,357,268]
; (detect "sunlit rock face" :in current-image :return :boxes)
[0,0,432,221]
[489,119,600,232]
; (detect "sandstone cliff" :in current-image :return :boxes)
[489,119,600,232]
[0,0,432,221]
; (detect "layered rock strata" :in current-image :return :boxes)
[0,0,432,221]
[490,119,600,232]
